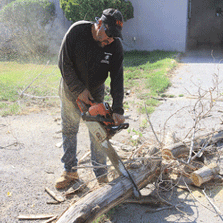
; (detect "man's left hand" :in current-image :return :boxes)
[112,113,125,126]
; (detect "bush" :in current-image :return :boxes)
[0,0,55,61]
[59,0,134,23]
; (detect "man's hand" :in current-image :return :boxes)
[112,113,125,126]
[78,89,94,104]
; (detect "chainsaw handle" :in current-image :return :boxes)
[82,114,113,123]
[76,98,96,113]
[110,123,129,131]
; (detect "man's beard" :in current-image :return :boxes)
[96,40,109,48]
[96,41,104,48]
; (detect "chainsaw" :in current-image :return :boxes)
[76,98,141,198]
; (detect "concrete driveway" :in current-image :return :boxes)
[111,48,223,223]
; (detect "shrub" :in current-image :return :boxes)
[59,0,134,23]
[0,0,55,61]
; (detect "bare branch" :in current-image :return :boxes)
[202,189,223,220]
[19,60,50,97]
[145,103,162,147]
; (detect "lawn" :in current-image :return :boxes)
[0,50,178,116]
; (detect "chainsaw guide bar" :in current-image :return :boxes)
[76,99,141,198]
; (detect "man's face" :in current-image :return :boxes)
[95,23,114,48]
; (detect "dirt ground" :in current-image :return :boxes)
[1,49,223,223]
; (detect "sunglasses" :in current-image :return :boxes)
[102,23,113,38]
[95,17,113,38]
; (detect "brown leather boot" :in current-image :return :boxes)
[55,171,79,189]
[97,175,109,185]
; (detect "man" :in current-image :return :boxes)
[56,8,125,189]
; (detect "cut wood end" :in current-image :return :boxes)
[190,163,220,187]
[161,149,174,160]
[190,173,203,187]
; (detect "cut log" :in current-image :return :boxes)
[162,129,223,160]
[190,163,220,187]
[162,142,189,160]
[56,160,160,223]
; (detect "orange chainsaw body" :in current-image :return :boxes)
[88,102,115,126]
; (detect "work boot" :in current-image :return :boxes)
[97,175,109,185]
[55,171,79,190]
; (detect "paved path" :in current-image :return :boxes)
[111,49,223,223]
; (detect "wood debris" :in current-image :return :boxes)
[161,129,222,186]
[42,215,58,223]
[18,214,54,220]
[191,163,220,186]
[56,156,161,223]
[45,187,65,203]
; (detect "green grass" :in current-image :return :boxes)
[0,50,178,116]
[123,50,177,87]
[122,50,178,114]
[0,61,61,116]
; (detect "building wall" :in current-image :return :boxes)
[0,0,188,55]
[122,0,188,52]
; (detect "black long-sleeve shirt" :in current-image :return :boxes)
[58,21,124,114]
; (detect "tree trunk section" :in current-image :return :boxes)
[162,142,189,160]
[56,161,160,223]
[162,129,223,160]
[190,163,220,187]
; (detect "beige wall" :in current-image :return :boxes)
[122,0,188,52]
[1,0,188,55]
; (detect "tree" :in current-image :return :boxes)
[59,0,134,23]
[0,0,55,61]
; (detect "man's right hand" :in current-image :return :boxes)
[77,89,94,104]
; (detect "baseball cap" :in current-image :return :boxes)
[100,8,124,39]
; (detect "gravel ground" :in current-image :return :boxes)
[1,47,223,223]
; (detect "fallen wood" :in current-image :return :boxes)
[162,129,223,160]
[56,160,161,223]
[45,187,65,203]
[211,130,223,143]
[78,151,90,164]
[202,189,223,220]
[18,214,54,220]
[190,163,220,187]
[162,142,189,160]
[47,200,60,205]
[43,215,58,223]
[124,195,163,206]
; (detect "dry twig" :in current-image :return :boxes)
[202,189,223,220]
[19,60,50,97]
[45,187,64,203]
[145,104,162,147]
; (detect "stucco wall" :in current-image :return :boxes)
[0,0,188,56]
[122,0,188,52]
